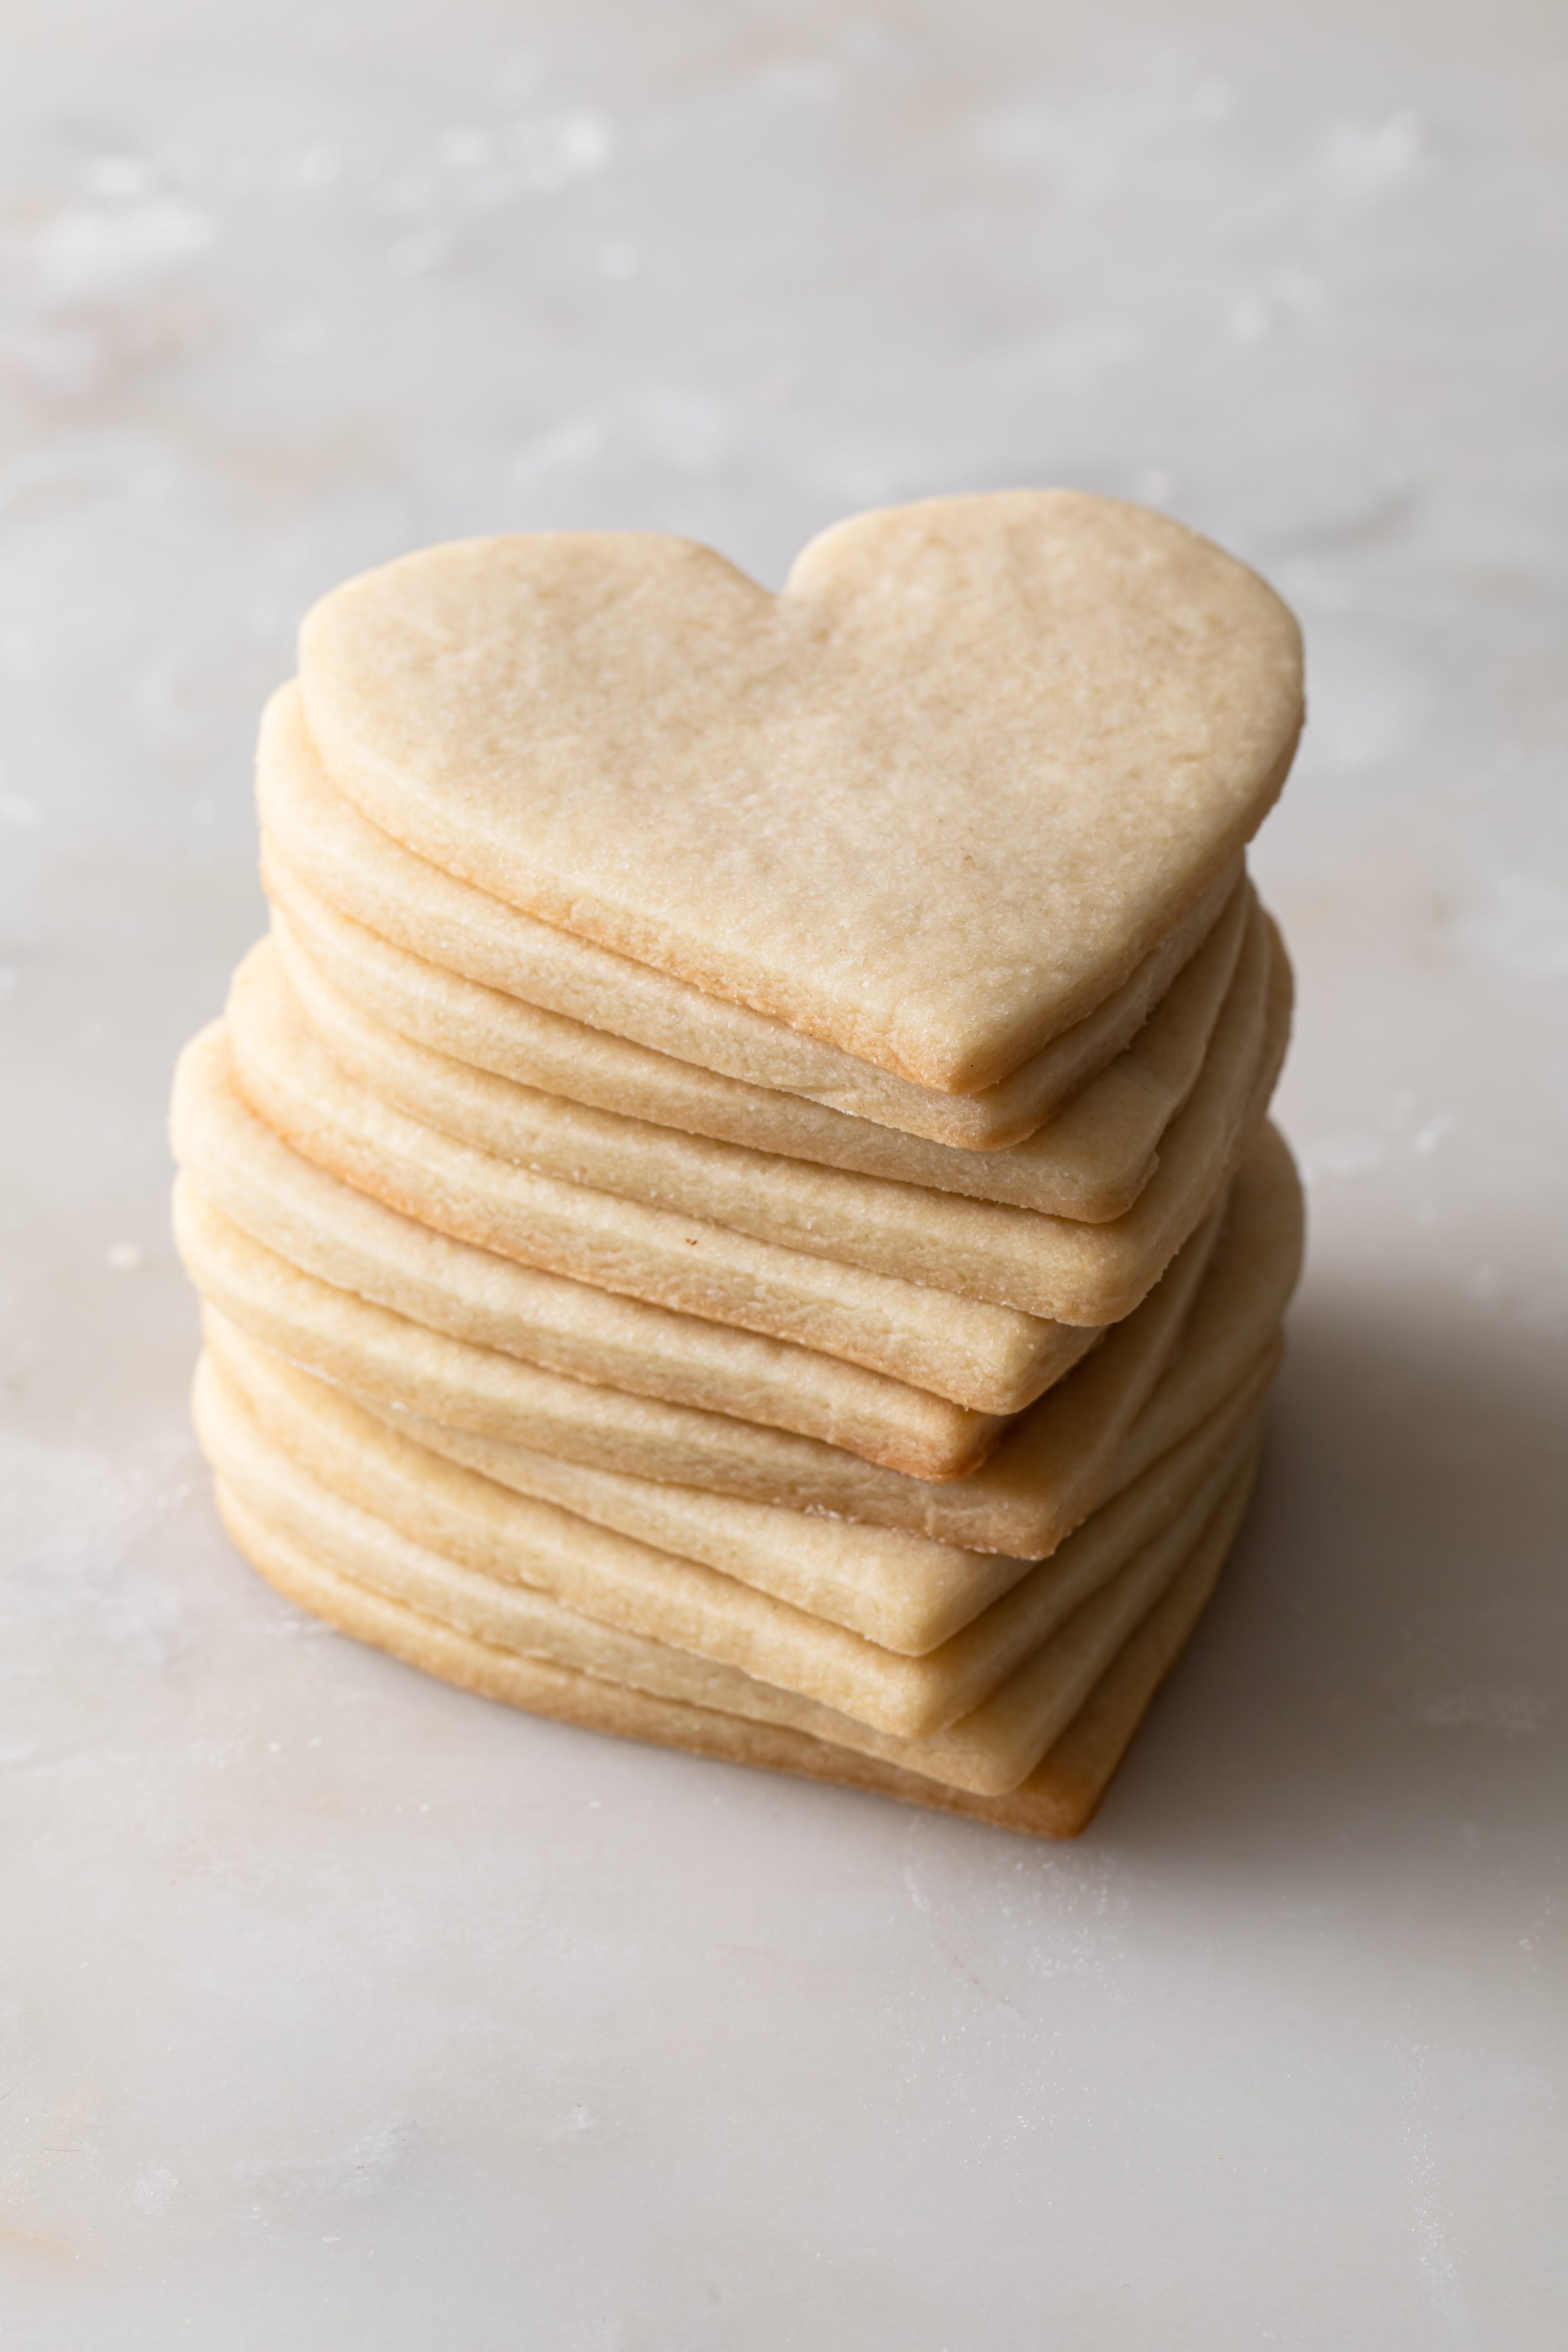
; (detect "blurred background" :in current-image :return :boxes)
[3,4,1565,2345]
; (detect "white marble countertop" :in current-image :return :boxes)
[4,3,1565,2343]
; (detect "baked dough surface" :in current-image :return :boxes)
[298,492,1301,1091]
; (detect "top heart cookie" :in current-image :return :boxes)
[298,491,1302,1095]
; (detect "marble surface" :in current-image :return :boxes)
[3,2,1566,2343]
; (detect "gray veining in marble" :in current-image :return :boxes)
[3,2,1565,2344]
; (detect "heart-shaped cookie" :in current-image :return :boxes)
[298,491,1301,1095]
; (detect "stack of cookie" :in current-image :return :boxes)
[171,492,1305,1837]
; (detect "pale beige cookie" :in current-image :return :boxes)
[249,893,1254,1317]
[180,1023,1100,1430]
[261,878,1288,1329]
[905,1443,1257,1791]
[201,1123,1292,1663]
[171,1142,1011,1491]
[222,966,1104,1404]
[211,1469,1241,1837]
[267,851,1253,1203]
[212,1297,1270,1657]
[176,1184,1217,1552]
[176,1126,1300,1561]
[196,1343,1260,1786]
[199,1313,1264,1742]
[259,678,1244,1153]
[227,920,1261,1333]
[298,493,1301,1090]
[354,1334,1283,1650]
